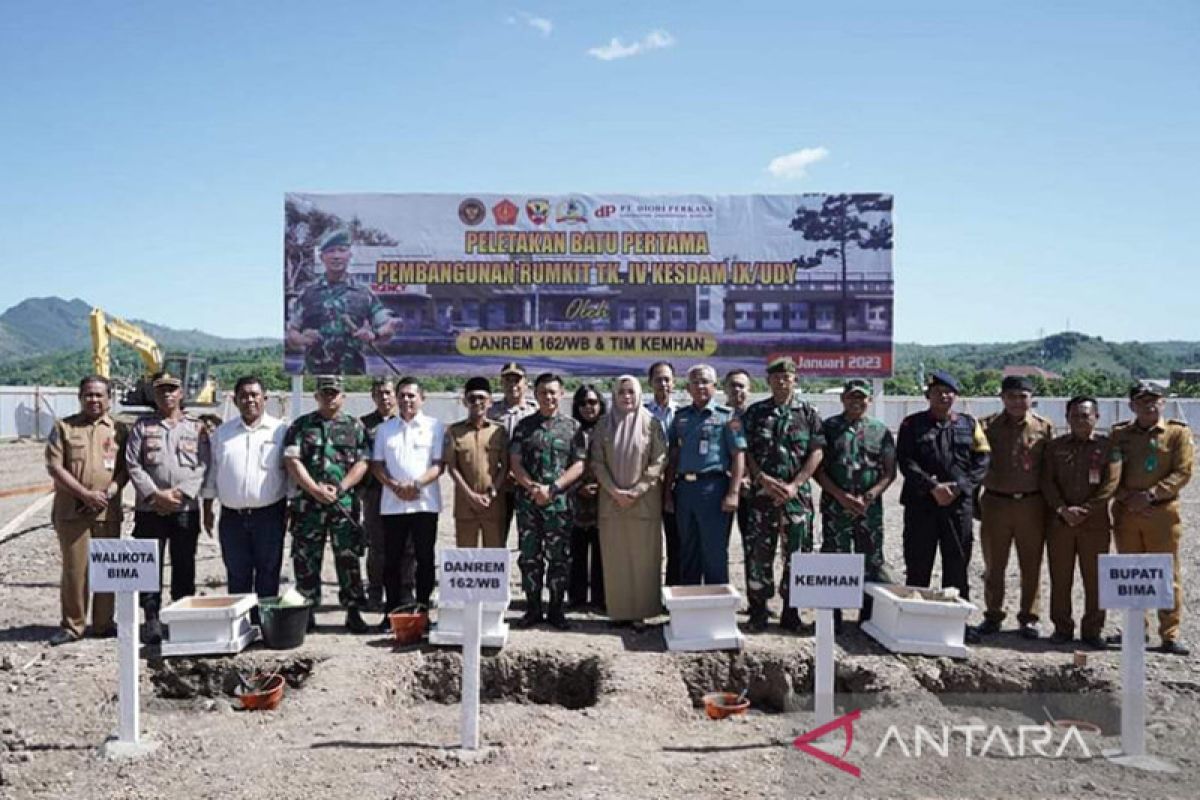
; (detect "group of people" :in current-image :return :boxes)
[45,361,1193,655]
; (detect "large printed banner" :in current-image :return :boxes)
[284,193,893,377]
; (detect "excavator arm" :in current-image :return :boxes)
[89,308,163,376]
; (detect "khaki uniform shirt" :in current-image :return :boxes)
[444,419,508,520]
[1040,433,1121,517]
[981,411,1054,494]
[45,413,127,524]
[1110,419,1194,501]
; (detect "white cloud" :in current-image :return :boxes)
[766,146,830,180]
[587,29,676,61]
[507,11,553,37]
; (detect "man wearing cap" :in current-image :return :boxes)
[1109,381,1193,655]
[445,377,509,547]
[740,358,822,632]
[665,364,747,588]
[1041,396,1120,649]
[359,378,411,611]
[896,371,990,634]
[816,378,896,629]
[509,372,586,629]
[125,372,211,644]
[285,228,398,374]
[976,376,1055,639]
[283,375,372,633]
[487,361,537,545]
[647,361,682,586]
[45,375,128,645]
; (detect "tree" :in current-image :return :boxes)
[789,194,893,344]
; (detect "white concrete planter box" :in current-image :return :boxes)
[430,601,510,648]
[662,584,745,652]
[160,594,259,657]
[860,583,976,659]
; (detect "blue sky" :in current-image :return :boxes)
[1,1,1196,344]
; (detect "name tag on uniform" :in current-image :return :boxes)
[699,438,710,456]
[104,456,116,471]
[1089,467,1101,485]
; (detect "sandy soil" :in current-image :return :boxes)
[1,436,1198,800]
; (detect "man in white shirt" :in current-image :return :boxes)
[371,376,445,616]
[202,376,288,602]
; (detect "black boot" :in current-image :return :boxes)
[516,597,543,628]
[833,609,844,635]
[746,601,769,633]
[345,607,369,634]
[547,591,573,631]
[780,606,802,632]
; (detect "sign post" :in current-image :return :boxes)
[89,538,160,759]
[1098,553,1178,773]
[437,547,510,751]
[790,553,864,726]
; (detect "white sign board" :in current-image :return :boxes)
[89,539,160,593]
[789,553,864,609]
[1099,554,1174,610]
[438,547,510,604]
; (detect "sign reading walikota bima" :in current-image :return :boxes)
[284,193,893,377]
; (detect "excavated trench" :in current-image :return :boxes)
[409,649,607,710]
[148,655,319,700]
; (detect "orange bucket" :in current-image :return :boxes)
[703,691,750,720]
[389,611,428,645]
[238,673,285,711]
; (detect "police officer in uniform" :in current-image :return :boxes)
[509,373,585,629]
[976,376,1055,639]
[487,362,537,546]
[816,378,896,628]
[286,228,398,374]
[741,358,823,632]
[283,375,371,633]
[896,371,990,641]
[665,364,746,588]
[1110,381,1193,655]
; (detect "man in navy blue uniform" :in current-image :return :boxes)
[896,371,990,640]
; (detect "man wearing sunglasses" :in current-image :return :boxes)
[444,377,509,547]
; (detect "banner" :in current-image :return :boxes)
[284,193,893,377]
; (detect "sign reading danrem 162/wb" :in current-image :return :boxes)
[284,193,893,377]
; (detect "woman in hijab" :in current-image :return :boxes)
[568,384,606,610]
[590,375,668,629]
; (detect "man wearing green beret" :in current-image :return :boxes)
[286,228,399,374]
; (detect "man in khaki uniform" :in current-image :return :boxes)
[1041,396,1120,649]
[445,377,509,547]
[977,376,1055,639]
[1111,381,1194,655]
[45,375,127,645]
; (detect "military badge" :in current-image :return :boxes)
[526,198,550,225]
[458,198,486,226]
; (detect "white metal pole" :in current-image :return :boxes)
[815,607,835,725]
[461,600,482,750]
[1120,608,1146,757]
[290,375,303,422]
[117,590,141,744]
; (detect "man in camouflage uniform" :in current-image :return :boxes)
[816,379,896,629]
[286,228,398,374]
[509,373,585,630]
[741,357,824,632]
[283,375,372,633]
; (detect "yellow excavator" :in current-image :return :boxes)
[89,307,218,407]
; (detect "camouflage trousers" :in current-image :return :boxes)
[516,499,572,600]
[820,501,893,583]
[743,494,814,606]
[291,501,366,610]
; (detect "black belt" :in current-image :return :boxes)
[680,471,726,483]
[987,490,1040,500]
[224,500,285,515]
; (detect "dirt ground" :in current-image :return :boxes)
[1,436,1198,800]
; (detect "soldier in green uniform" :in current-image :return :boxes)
[509,373,586,630]
[283,375,372,633]
[741,357,825,632]
[816,378,896,628]
[286,228,398,374]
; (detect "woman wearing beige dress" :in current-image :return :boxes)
[590,374,668,628]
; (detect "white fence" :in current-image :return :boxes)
[3,385,1195,440]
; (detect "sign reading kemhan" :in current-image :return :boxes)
[89,539,160,593]
[438,548,510,604]
[790,553,864,609]
[1099,554,1174,609]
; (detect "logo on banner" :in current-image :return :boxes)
[526,198,550,225]
[458,198,486,226]
[555,198,588,224]
[595,204,616,218]
[795,710,861,777]
[492,199,519,225]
